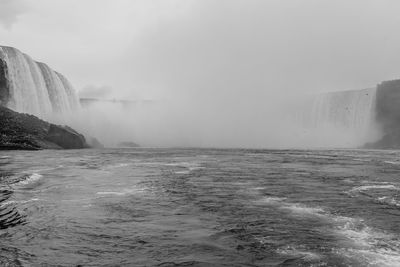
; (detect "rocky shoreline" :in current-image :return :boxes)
[0,106,89,150]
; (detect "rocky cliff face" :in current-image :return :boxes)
[376,80,400,128]
[365,79,400,148]
[0,106,89,150]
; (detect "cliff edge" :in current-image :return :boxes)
[0,106,89,150]
[364,79,400,149]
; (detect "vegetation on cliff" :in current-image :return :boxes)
[0,106,89,150]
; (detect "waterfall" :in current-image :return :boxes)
[296,88,379,147]
[37,62,72,113]
[0,46,79,119]
[306,88,376,132]
[56,72,80,110]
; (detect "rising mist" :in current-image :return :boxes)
[3,0,398,148]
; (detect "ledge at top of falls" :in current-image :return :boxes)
[79,97,155,109]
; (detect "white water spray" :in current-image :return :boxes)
[0,46,79,120]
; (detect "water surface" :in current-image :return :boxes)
[1,148,400,266]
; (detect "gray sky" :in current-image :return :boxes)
[2,0,400,100]
[1,0,399,147]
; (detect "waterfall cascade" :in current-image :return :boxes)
[0,46,79,120]
[303,88,377,132]
[292,87,381,147]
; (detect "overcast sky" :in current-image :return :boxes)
[1,0,400,101]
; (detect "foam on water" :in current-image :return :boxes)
[349,184,399,193]
[251,187,266,191]
[335,222,400,267]
[376,196,400,207]
[3,148,400,266]
[257,195,400,266]
[384,161,400,165]
[281,203,325,216]
[13,173,43,186]
[257,197,325,216]
[2,198,40,206]
[334,217,382,248]
[96,187,147,196]
[277,245,322,261]
[320,210,400,266]
[257,196,287,204]
[345,248,400,267]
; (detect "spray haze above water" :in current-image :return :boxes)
[1,0,399,148]
[75,89,380,148]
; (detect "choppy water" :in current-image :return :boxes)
[1,148,400,266]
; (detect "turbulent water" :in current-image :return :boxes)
[1,148,400,266]
[0,46,79,119]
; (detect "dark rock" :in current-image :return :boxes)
[364,79,400,149]
[46,124,88,149]
[117,141,140,148]
[376,79,400,128]
[0,106,89,150]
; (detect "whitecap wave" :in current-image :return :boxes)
[360,180,391,185]
[257,197,325,216]
[257,196,287,204]
[281,203,325,216]
[344,248,400,267]
[277,245,322,261]
[2,198,40,206]
[384,161,400,165]
[376,196,400,207]
[335,222,400,267]
[256,196,400,266]
[96,191,128,196]
[14,173,43,186]
[349,184,398,193]
[251,187,266,190]
[96,187,147,196]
